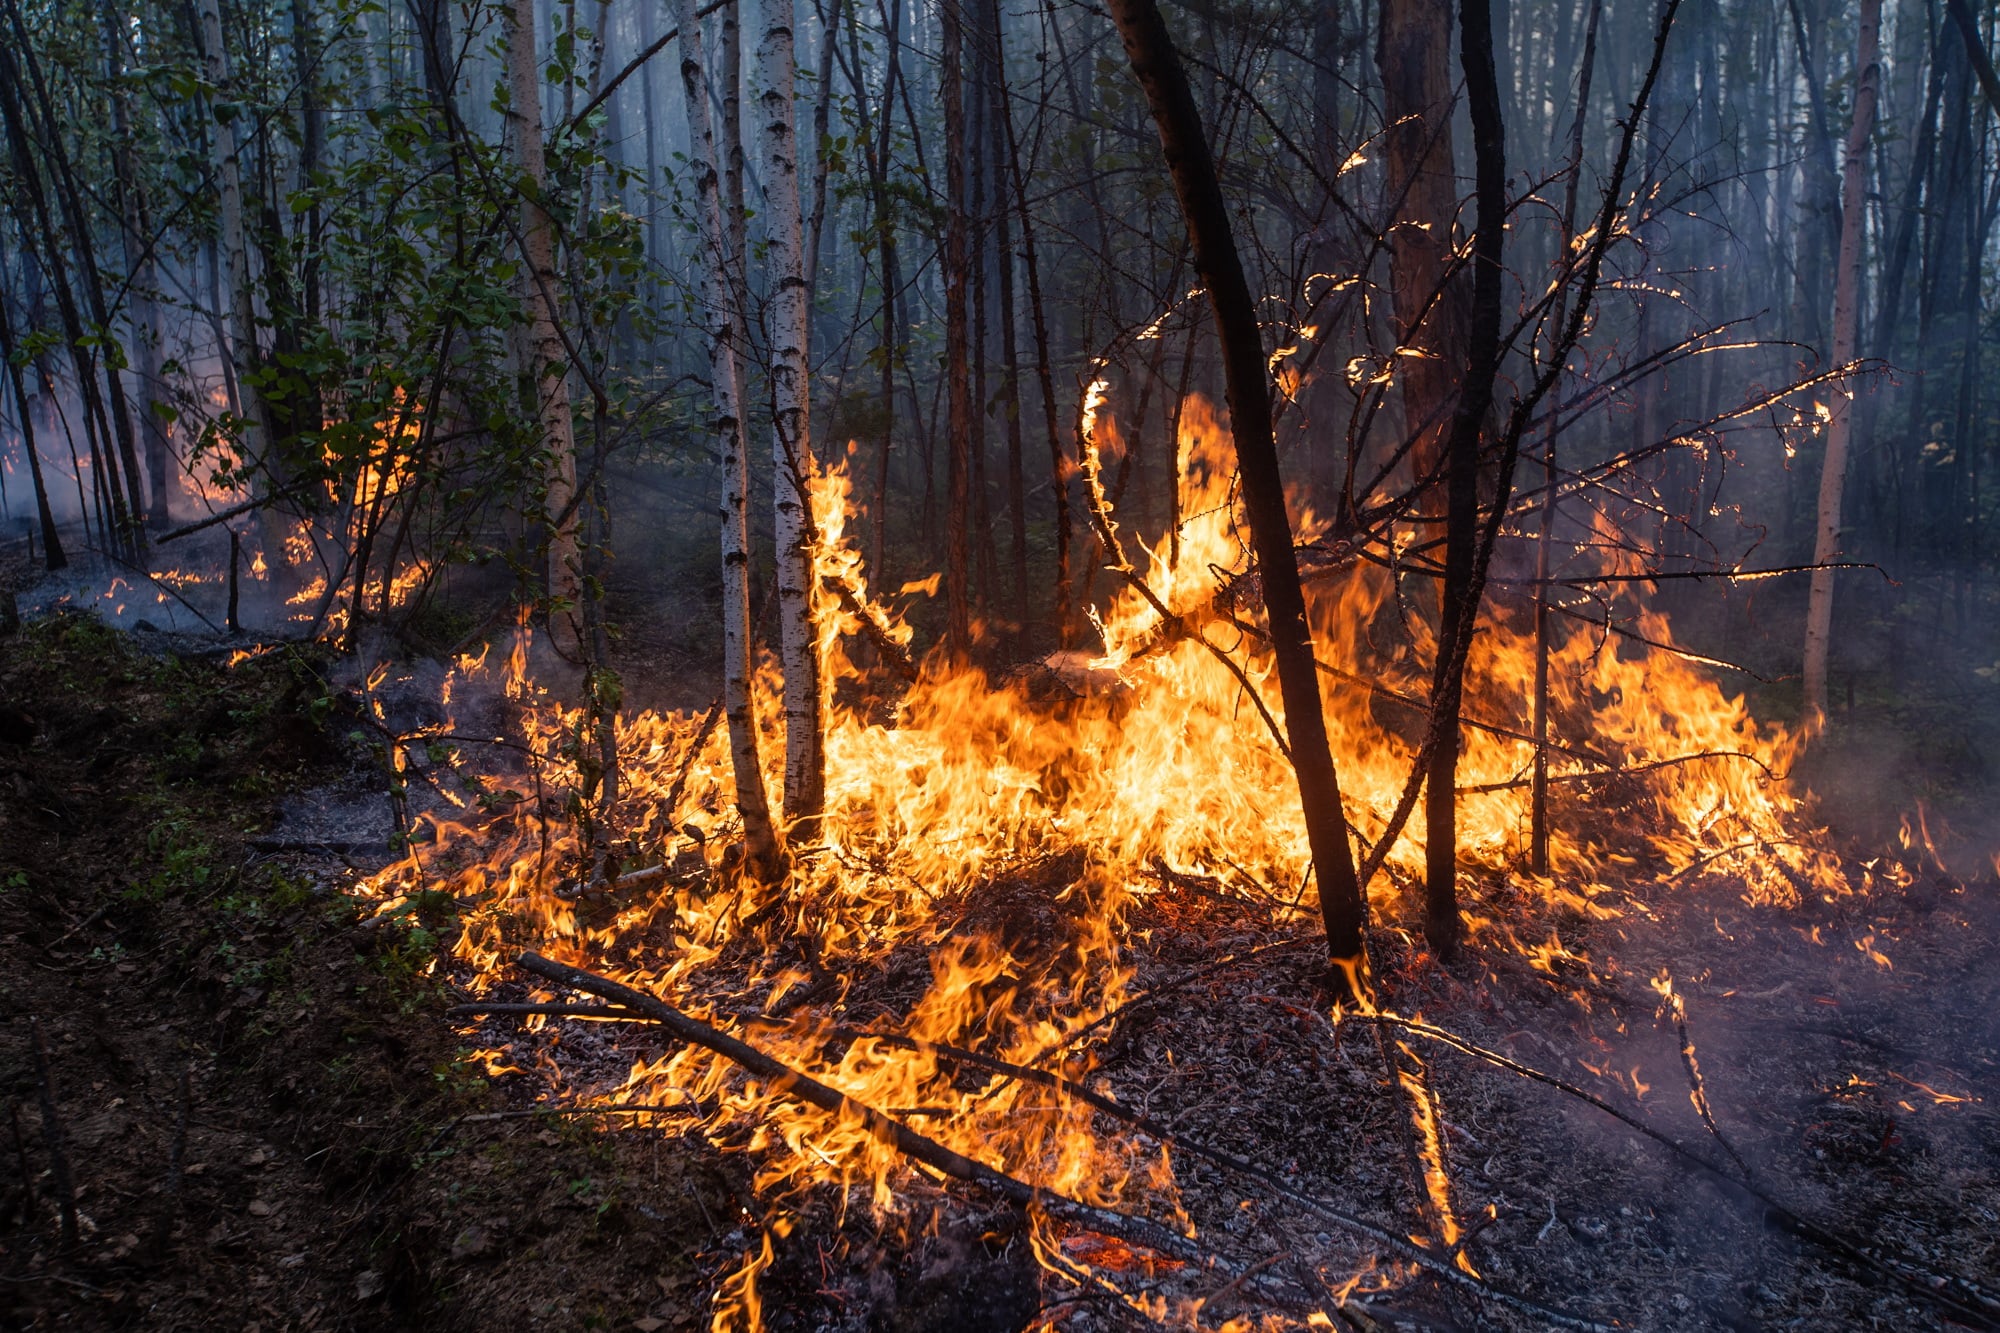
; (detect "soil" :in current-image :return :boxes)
[6,531,2000,1333]
[0,541,740,1332]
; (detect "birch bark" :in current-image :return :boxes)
[676,0,783,871]
[1801,0,1882,730]
[504,0,584,618]
[758,0,827,834]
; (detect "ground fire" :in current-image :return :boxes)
[4,0,1999,1326]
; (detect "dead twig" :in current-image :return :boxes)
[1455,748,1780,796]
[1658,984,1751,1179]
[447,1002,639,1019]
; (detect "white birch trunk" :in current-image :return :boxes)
[1801,0,1881,732]
[197,0,291,590]
[758,0,825,834]
[674,0,782,870]
[505,0,583,617]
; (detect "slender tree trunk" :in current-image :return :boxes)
[675,0,782,874]
[0,287,65,569]
[723,0,747,290]
[840,0,901,585]
[290,0,324,327]
[968,36,994,618]
[0,41,133,557]
[1801,0,1881,729]
[759,0,826,837]
[639,0,664,275]
[941,0,973,655]
[1786,0,1844,349]
[1531,0,1600,876]
[985,0,1028,629]
[4,0,144,557]
[1376,0,1467,499]
[1944,0,2000,119]
[991,23,1071,646]
[803,0,843,298]
[1105,0,1368,975]
[1421,0,1507,960]
[505,0,583,620]
[100,0,170,529]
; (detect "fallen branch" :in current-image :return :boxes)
[1658,985,1752,1178]
[154,484,317,545]
[512,952,1616,1330]
[447,1002,640,1019]
[1455,749,1780,797]
[512,952,1221,1271]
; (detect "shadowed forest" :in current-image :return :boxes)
[4,0,2000,1326]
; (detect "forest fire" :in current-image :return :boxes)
[6,0,1998,1321]
[349,401,1876,1327]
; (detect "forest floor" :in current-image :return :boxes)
[4,534,2000,1332]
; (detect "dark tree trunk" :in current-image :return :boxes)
[1422,0,1508,959]
[0,285,65,570]
[985,0,1029,631]
[941,0,972,655]
[1376,0,1467,501]
[1104,0,1368,973]
[0,37,135,554]
[4,0,144,557]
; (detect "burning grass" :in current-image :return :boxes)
[351,399,1909,1327]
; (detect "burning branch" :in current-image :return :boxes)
[511,952,1218,1268]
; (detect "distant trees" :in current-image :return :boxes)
[0,0,1996,945]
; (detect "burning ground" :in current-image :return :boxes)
[5,419,2000,1331]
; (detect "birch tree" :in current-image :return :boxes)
[758,0,827,835]
[676,0,784,875]
[504,0,584,618]
[1801,0,1882,730]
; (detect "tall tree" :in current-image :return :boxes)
[676,0,783,876]
[1376,0,1468,498]
[1422,0,1508,958]
[759,0,826,836]
[1104,0,1369,979]
[194,0,293,591]
[941,0,973,654]
[0,281,64,570]
[1801,0,1882,728]
[504,0,583,618]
